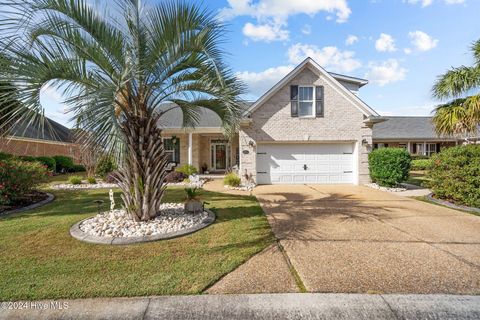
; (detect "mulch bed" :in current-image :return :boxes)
[0,191,49,215]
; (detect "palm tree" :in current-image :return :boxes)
[432,39,480,140]
[0,0,244,221]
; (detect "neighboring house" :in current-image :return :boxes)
[0,117,81,162]
[372,116,461,157]
[161,58,382,185]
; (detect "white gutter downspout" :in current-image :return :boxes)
[188,132,193,165]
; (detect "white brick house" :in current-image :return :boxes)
[159,57,384,185]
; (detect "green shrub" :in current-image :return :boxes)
[427,145,480,208]
[19,155,36,162]
[0,159,48,205]
[175,164,198,176]
[86,176,97,184]
[35,157,56,171]
[369,148,411,187]
[95,155,117,178]
[223,172,241,187]
[72,164,86,172]
[53,155,74,173]
[68,176,83,185]
[411,159,432,171]
[0,152,13,160]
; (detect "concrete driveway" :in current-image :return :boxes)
[253,184,480,294]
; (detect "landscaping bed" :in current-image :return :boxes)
[0,187,274,300]
[0,191,50,215]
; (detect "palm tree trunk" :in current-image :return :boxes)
[115,116,169,221]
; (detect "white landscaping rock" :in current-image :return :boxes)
[364,183,407,192]
[224,182,255,192]
[79,203,209,238]
[52,181,118,190]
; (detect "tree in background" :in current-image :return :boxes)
[0,0,244,221]
[432,39,480,141]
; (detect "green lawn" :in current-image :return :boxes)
[0,186,274,300]
[407,170,430,187]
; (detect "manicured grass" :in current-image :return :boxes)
[0,187,274,300]
[407,170,430,187]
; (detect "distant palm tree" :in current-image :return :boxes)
[432,39,480,140]
[0,0,244,221]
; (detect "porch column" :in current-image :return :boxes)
[423,141,427,156]
[188,132,193,165]
[407,141,411,154]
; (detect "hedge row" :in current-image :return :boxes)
[427,145,480,208]
[0,152,84,173]
[368,148,411,187]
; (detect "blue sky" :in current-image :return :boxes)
[40,0,480,126]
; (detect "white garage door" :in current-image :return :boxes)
[256,143,355,185]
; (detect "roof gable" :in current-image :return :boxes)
[244,57,379,117]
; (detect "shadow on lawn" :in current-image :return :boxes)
[0,188,265,225]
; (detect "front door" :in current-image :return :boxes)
[211,142,229,171]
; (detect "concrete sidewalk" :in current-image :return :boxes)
[1,293,479,320]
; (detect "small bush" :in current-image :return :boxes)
[68,176,82,185]
[86,176,97,184]
[427,145,480,208]
[411,159,432,171]
[0,152,13,160]
[224,172,241,187]
[95,155,117,178]
[53,155,74,173]
[0,159,48,205]
[369,148,411,187]
[175,164,198,176]
[72,164,86,172]
[410,154,430,160]
[165,171,187,183]
[19,155,36,162]
[35,156,56,171]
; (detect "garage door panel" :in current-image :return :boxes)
[256,143,355,185]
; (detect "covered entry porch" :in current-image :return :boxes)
[162,128,239,173]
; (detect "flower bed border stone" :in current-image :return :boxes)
[0,192,55,216]
[70,208,216,245]
[425,193,480,214]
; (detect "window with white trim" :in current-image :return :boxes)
[298,86,315,117]
[163,138,178,163]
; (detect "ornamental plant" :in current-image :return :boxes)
[224,172,241,187]
[427,145,480,208]
[0,159,48,205]
[0,0,243,221]
[368,148,411,187]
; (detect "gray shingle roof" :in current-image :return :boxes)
[373,116,447,140]
[9,116,73,143]
[157,102,253,129]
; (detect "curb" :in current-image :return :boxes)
[0,193,55,216]
[425,193,480,214]
[70,209,216,245]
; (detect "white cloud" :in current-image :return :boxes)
[242,22,289,42]
[405,0,433,7]
[375,33,397,52]
[405,0,464,6]
[301,24,311,35]
[408,30,438,51]
[287,43,362,73]
[404,48,412,54]
[40,83,63,102]
[345,35,358,46]
[365,59,407,86]
[236,65,294,98]
[220,0,351,42]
